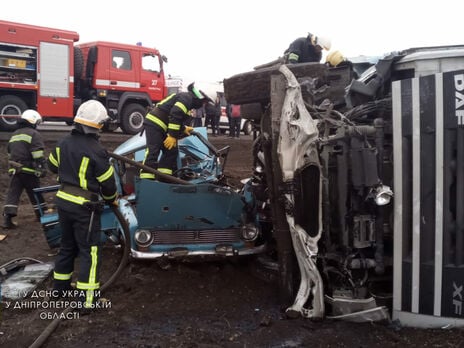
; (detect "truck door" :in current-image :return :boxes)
[39,42,74,117]
[109,49,137,90]
[140,52,165,102]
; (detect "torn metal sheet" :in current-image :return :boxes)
[277,64,324,319]
[1,262,54,300]
[327,306,391,323]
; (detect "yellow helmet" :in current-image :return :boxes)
[326,50,345,67]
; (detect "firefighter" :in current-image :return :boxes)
[47,100,118,310]
[140,82,208,179]
[2,110,47,229]
[325,50,359,79]
[284,33,331,64]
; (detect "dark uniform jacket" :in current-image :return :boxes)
[285,36,322,64]
[47,128,117,205]
[144,92,202,138]
[7,125,45,175]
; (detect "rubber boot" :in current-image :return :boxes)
[2,214,17,229]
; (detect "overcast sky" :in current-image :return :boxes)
[3,0,464,90]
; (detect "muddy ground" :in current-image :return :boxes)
[0,129,463,348]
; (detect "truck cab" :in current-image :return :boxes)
[76,41,168,134]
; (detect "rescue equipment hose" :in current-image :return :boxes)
[28,205,131,348]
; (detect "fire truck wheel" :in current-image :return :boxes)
[0,95,27,131]
[120,103,146,135]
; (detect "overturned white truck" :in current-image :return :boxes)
[224,45,464,327]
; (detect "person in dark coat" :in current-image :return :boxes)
[2,109,47,229]
[141,83,208,179]
[48,100,118,311]
[285,33,331,64]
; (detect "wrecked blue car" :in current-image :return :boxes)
[35,127,268,260]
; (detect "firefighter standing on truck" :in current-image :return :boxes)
[47,100,118,311]
[2,110,47,229]
[284,32,331,64]
[140,82,208,180]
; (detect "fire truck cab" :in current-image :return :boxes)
[0,20,168,134]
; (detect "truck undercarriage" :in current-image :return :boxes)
[224,46,464,326]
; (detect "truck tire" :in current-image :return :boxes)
[0,95,27,131]
[120,103,146,135]
[74,47,84,79]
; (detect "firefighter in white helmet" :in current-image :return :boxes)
[47,100,118,311]
[140,82,209,180]
[2,109,47,229]
[284,33,331,64]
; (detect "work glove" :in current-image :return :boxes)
[163,135,177,150]
[109,198,119,207]
[184,126,194,136]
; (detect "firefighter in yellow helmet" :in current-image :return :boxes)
[325,50,359,79]
[47,100,118,312]
[140,82,209,180]
[326,50,345,67]
[284,33,331,64]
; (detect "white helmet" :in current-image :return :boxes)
[74,100,109,131]
[312,35,331,51]
[21,109,42,126]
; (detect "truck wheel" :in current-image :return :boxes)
[0,95,27,131]
[120,103,146,135]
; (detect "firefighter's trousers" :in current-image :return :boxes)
[141,124,178,179]
[53,199,102,307]
[3,172,46,219]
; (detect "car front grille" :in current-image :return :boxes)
[151,229,241,245]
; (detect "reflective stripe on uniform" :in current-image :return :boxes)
[19,167,35,174]
[157,93,175,106]
[97,166,114,183]
[54,271,72,281]
[158,167,173,175]
[140,172,155,179]
[9,134,32,144]
[31,150,44,159]
[79,157,90,190]
[77,246,100,308]
[168,123,181,131]
[174,101,188,114]
[48,152,59,167]
[56,190,90,205]
[101,191,117,201]
[146,113,167,131]
[288,52,299,61]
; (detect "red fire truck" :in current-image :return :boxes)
[0,20,168,134]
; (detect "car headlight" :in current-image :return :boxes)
[134,229,153,247]
[241,223,259,241]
